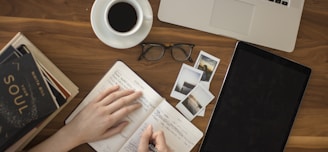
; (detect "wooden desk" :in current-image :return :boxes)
[0,0,327,151]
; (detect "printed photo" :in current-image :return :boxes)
[194,51,220,83]
[193,51,220,116]
[170,64,203,100]
[176,84,215,121]
[182,95,202,115]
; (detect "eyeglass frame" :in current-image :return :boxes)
[138,42,194,62]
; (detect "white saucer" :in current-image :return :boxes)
[90,0,153,49]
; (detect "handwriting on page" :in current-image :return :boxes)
[109,70,144,90]
[121,101,201,152]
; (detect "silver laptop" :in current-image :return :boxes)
[158,0,305,52]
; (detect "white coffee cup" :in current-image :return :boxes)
[90,0,153,49]
[104,0,144,37]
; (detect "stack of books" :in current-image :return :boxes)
[0,33,79,151]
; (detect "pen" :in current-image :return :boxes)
[148,143,158,152]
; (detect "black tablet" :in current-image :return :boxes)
[199,41,311,152]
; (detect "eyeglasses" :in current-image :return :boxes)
[138,43,194,62]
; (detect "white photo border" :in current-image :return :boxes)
[170,64,203,100]
[194,50,220,88]
[176,84,214,121]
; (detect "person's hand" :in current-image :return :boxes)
[138,125,171,152]
[66,85,142,144]
[30,85,142,152]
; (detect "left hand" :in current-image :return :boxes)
[66,85,142,144]
[29,85,142,152]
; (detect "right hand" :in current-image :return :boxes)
[138,125,171,152]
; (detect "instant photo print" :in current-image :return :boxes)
[176,84,214,121]
[170,64,203,100]
[194,51,220,116]
[194,51,220,89]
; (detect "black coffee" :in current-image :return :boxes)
[107,2,138,33]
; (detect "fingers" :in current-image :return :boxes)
[100,89,134,106]
[91,85,120,103]
[138,125,170,152]
[110,102,142,123]
[152,131,167,149]
[97,86,142,126]
[138,125,153,152]
[153,131,171,152]
[106,90,142,113]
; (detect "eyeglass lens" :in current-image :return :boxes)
[143,44,165,61]
[171,44,192,61]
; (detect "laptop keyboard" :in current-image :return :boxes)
[268,0,289,6]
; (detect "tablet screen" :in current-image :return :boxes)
[199,42,311,152]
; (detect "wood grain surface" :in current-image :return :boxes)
[0,0,327,151]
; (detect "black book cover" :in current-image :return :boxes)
[0,45,28,64]
[16,45,66,106]
[0,45,66,106]
[0,53,58,151]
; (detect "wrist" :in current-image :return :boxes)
[29,124,83,152]
[58,123,85,148]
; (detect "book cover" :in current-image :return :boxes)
[2,32,79,151]
[17,45,67,106]
[0,53,58,151]
[0,45,28,64]
[0,44,66,107]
